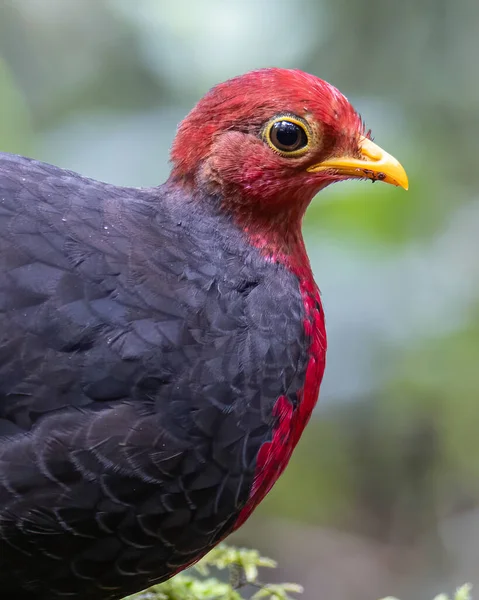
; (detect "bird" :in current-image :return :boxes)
[0,67,408,599]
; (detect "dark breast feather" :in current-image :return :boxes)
[0,153,309,599]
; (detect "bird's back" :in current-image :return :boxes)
[0,153,310,599]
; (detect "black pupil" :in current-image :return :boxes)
[271,120,305,151]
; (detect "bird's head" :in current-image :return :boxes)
[170,68,408,260]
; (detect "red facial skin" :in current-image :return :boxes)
[170,67,367,527]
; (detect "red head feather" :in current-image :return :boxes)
[169,68,407,264]
[171,69,365,199]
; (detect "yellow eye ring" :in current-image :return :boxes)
[264,115,310,157]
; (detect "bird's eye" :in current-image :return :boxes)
[265,117,310,156]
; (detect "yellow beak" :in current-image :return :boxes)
[307,136,409,190]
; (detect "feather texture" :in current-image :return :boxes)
[0,153,314,599]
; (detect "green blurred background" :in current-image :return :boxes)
[1,1,478,598]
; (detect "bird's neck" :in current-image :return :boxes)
[167,175,315,280]
[244,217,312,280]
[212,182,315,276]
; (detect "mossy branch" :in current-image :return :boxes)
[125,543,302,600]
[124,543,472,600]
